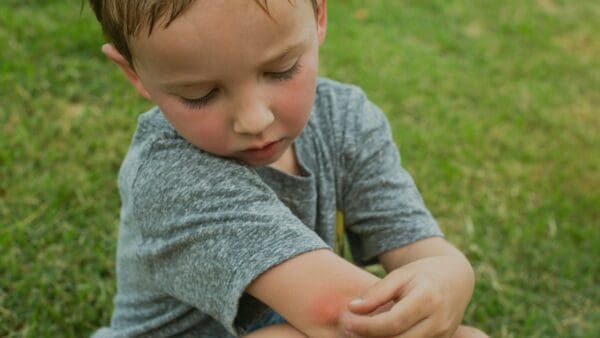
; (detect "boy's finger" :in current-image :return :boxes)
[347,270,410,314]
[345,292,429,337]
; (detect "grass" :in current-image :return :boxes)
[1,0,598,336]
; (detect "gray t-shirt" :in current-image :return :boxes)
[92,78,442,338]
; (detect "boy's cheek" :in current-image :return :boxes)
[277,84,315,116]
[276,70,317,118]
[182,122,232,154]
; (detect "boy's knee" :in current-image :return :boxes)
[453,325,489,338]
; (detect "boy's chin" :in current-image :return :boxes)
[238,155,283,169]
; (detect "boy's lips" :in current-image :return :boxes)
[246,140,280,151]
[242,139,284,161]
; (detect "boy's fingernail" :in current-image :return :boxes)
[349,298,364,306]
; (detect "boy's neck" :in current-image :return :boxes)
[268,145,303,176]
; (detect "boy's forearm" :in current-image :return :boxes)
[242,323,307,338]
[378,237,472,272]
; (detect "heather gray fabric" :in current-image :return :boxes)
[92,78,443,338]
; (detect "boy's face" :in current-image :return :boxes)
[106,0,327,167]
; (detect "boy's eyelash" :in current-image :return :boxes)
[181,89,218,109]
[268,62,302,81]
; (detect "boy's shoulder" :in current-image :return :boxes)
[132,106,179,146]
[311,77,372,129]
[312,77,387,141]
[122,106,191,174]
[315,77,367,105]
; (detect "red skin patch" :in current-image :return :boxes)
[308,291,348,326]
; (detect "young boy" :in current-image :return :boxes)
[89,0,487,337]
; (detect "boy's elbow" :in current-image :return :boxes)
[300,291,353,337]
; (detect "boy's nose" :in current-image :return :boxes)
[233,101,275,135]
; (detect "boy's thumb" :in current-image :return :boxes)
[347,277,405,314]
[347,295,380,314]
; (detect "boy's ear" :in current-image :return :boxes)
[316,0,327,45]
[101,43,151,100]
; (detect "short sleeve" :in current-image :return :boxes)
[340,89,443,265]
[129,138,329,336]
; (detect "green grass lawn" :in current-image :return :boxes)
[1,0,598,337]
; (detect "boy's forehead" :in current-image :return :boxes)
[129,0,312,50]
[130,0,316,80]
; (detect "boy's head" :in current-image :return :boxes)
[90,0,327,168]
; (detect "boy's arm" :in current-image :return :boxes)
[245,249,379,337]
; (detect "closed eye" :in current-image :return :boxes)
[267,61,302,81]
[180,88,218,109]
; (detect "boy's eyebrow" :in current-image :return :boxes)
[262,40,305,66]
[162,40,306,88]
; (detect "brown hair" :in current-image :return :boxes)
[88,0,319,65]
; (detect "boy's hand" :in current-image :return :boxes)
[340,255,474,337]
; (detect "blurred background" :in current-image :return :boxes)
[1,0,598,336]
